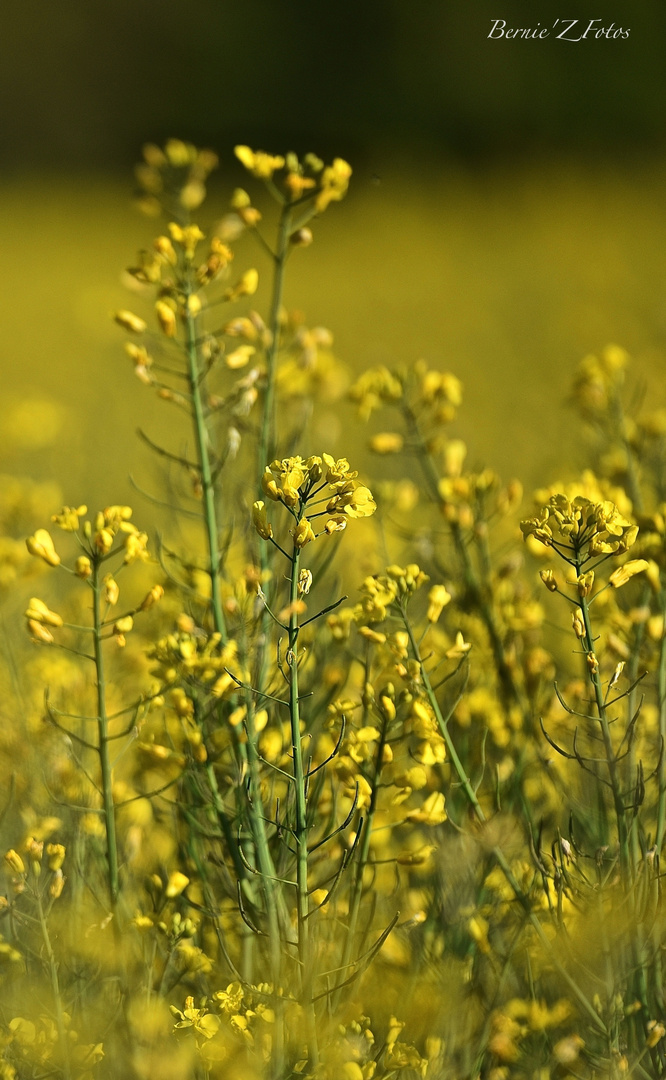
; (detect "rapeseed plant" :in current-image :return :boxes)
[2,139,666,1080]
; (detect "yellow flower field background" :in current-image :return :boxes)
[1,135,666,1080]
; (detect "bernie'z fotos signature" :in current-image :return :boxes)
[488,19,630,40]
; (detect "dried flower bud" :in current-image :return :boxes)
[140,585,164,611]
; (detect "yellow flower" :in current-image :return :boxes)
[4,850,25,875]
[292,518,316,548]
[406,790,447,825]
[610,558,650,588]
[76,557,92,579]
[46,843,65,871]
[155,299,177,337]
[168,222,205,259]
[225,345,255,369]
[25,598,63,627]
[298,569,313,595]
[445,631,472,660]
[426,584,452,623]
[234,145,285,179]
[369,432,404,454]
[51,505,87,531]
[165,871,190,898]
[26,529,60,567]
[103,575,119,606]
[94,528,115,555]
[225,268,259,301]
[154,235,177,264]
[124,531,149,563]
[27,619,54,644]
[350,366,403,420]
[315,158,352,212]
[114,310,147,334]
[539,569,558,592]
[252,501,273,540]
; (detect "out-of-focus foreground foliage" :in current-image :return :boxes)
[1,141,666,1080]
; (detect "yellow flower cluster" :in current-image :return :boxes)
[349,366,403,421]
[254,454,376,548]
[135,139,219,216]
[571,343,628,418]
[354,564,429,624]
[234,145,352,213]
[521,494,638,559]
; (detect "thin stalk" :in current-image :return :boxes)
[183,294,227,645]
[258,203,292,482]
[255,204,293,699]
[36,883,72,1080]
[92,558,119,907]
[333,706,389,1008]
[243,689,286,1078]
[400,602,607,1036]
[185,272,286,1010]
[575,566,631,889]
[288,543,318,1068]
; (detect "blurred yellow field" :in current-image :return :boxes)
[1,141,666,1080]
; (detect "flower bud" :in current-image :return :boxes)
[46,843,65,871]
[75,556,92,579]
[369,432,404,454]
[103,575,119,606]
[27,619,54,644]
[26,529,60,567]
[252,501,273,540]
[539,569,558,592]
[50,869,65,899]
[577,571,595,598]
[290,227,313,247]
[4,850,25,875]
[114,310,147,334]
[155,299,177,337]
[165,871,190,898]
[292,518,316,548]
[426,584,452,623]
[25,598,63,627]
[94,529,114,555]
[610,559,650,589]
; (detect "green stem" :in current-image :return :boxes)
[576,568,631,890]
[36,882,72,1080]
[334,702,389,1007]
[92,559,119,907]
[255,205,292,697]
[288,542,318,1068]
[258,204,292,482]
[183,295,227,645]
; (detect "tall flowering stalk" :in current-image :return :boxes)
[253,454,376,1067]
[26,505,157,910]
[522,494,658,1059]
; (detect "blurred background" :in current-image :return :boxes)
[1,0,666,505]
